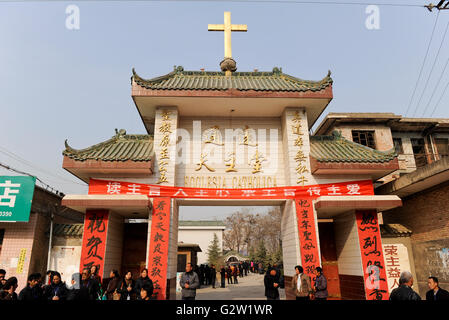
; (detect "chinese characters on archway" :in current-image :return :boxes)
[356,210,389,300]
[295,198,320,277]
[80,210,109,277]
[90,178,374,199]
[158,110,173,184]
[147,198,171,300]
[291,111,309,186]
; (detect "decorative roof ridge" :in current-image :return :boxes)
[312,131,397,157]
[64,129,152,155]
[132,66,333,84]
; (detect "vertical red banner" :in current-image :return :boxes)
[355,210,390,300]
[295,198,321,278]
[147,197,171,300]
[80,210,109,279]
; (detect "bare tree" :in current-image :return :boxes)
[223,207,281,258]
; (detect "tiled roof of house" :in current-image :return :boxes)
[179,220,226,227]
[310,131,397,163]
[380,224,412,237]
[63,129,154,162]
[132,66,333,92]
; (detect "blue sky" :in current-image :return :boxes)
[1,1,448,219]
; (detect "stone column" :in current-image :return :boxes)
[148,106,179,299]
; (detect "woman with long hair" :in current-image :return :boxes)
[117,271,136,300]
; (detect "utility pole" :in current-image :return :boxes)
[426,1,449,11]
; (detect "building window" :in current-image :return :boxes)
[177,254,187,273]
[393,138,404,154]
[435,138,449,159]
[411,138,428,168]
[352,130,376,149]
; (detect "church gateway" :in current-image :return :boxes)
[61,12,404,300]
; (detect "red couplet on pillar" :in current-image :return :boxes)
[295,198,321,278]
[355,210,390,300]
[80,210,109,279]
[147,198,171,300]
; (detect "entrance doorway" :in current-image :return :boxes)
[121,221,148,277]
[176,203,285,300]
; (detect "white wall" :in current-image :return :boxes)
[103,212,124,279]
[178,227,224,264]
[281,200,301,277]
[334,211,363,276]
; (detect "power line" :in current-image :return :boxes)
[430,78,449,116]
[0,161,65,196]
[405,10,441,117]
[412,17,449,117]
[421,26,449,117]
[0,0,426,6]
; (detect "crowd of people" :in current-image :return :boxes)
[0,266,154,301]
[179,260,259,300]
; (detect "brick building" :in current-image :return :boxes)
[0,184,83,290]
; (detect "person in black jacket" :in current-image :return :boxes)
[135,268,153,300]
[117,271,136,300]
[0,277,18,300]
[140,284,153,301]
[43,271,68,301]
[80,269,100,300]
[220,266,226,288]
[426,276,449,301]
[264,267,280,300]
[389,271,421,301]
[18,273,43,301]
[226,266,233,285]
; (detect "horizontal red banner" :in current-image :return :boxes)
[88,179,374,199]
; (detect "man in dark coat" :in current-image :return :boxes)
[226,266,233,284]
[264,267,280,300]
[179,263,200,300]
[210,265,217,289]
[18,273,43,301]
[0,277,18,300]
[390,271,421,301]
[426,276,449,301]
[238,262,243,278]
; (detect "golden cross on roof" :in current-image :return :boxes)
[208,12,247,60]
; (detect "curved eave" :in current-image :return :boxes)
[62,157,154,184]
[131,68,333,93]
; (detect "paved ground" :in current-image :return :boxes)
[176,273,286,300]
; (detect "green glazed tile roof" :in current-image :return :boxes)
[310,131,397,163]
[132,66,333,92]
[179,220,226,227]
[380,224,412,237]
[63,129,154,162]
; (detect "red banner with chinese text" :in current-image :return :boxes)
[355,210,390,300]
[295,198,320,279]
[80,210,109,280]
[147,198,171,300]
[88,179,374,198]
